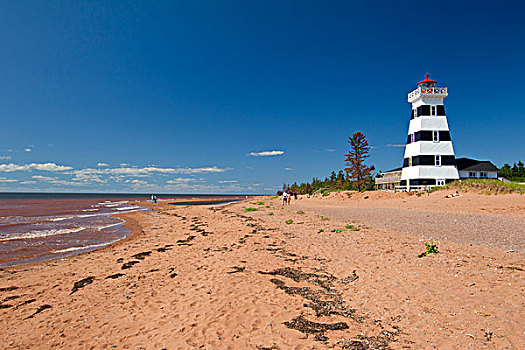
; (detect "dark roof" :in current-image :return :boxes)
[382,167,402,174]
[456,158,498,172]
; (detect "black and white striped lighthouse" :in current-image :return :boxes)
[400,74,459,190]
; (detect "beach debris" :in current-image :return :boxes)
[0,303,13,309]
[284,315,348,338]
[26,304,52,319]
[71,276,95,294]
[474,309,492,317]
[227,266,246,274]
[176,235,196,246]
[341,271,359,283]
[259,267,336,290]
[105,273,125,279]
[337,330,396,349]
[131,251,152,260]
[256,345,280,350]
[116,258,124,263]
[121,261,140,269]
[0,286,19,292]
[15,299,36,309]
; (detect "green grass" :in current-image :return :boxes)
[320,216,330,221]
[269,196,279,200]
[268,212,274,216]
[345,225,360,231]
[297,210,305,214]
[330,228,343,232]
[255,201,265,205]
[285,219,293,224]
[433,179,525,195]
[318,229,324,233]
[265,205,270,208]
[243,207,258,212]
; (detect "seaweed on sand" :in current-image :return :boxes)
[121,261,140,270]
[227,266,246,274]
[259,267,336,291]
[26,304,52,319]
[71,276,95,294]
[131,251,152,260]
[177,235,196,246]
[284,314,348,336]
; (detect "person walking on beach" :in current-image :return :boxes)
[282,192,288,205]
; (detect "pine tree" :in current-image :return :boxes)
[344,131,374,192]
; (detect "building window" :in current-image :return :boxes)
[435,155,441,166]
[411,134,415,143]
[431,105,437,116]
[413,108,418,118]
[409,157,412,167]
[433,131,439,142]
[480,172,488,178]
[469,172,476,178]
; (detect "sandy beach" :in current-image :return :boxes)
[1,191,524,349]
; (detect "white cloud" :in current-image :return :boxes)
[324,149,336,152]
[386,144,405,148]
[24,148,32,152]
[167,177,198,184]
[0,177,17,183]
[126,179,148,185]
[284,168,293,171]
[97,163,109,167]
[248,150,284,157]
[19,181,37,184]
[0,163,73,172]
[32,175,83,186]
[120,163,130,167]
[218,180,237,183]
[0,155,11,160]
[68,165,230,176]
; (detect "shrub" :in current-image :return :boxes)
[345,225,360,231]
[256,201,265,205]
[243,207,258,212]
[318,229,324,233]
[265,205,270,208]
[297,210,305,214]
[424,241,439,255]
[268,212,274,216]
[285,219,293,224]
[330,228,343,232]
[320,216,330,221]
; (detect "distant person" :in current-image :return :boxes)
[293,192,298,200]
[282,192,288,205]
[287,194,291,205]
[153,195,158,203]
[151,195,155,203]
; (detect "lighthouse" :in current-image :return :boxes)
[400,74,459,191]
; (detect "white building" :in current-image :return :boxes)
[456,158,498,179]
[400,74,459,190]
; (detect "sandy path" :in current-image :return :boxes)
[1,196,524,349]
[290,203,525,254]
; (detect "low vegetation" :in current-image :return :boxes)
[285,219,293,224]
[437,179,525,195]
[419,241,439,257]
[243,207,258,212]
[345,225,360,231]
[297,210,305,214]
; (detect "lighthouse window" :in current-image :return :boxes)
[408,157,412,167]
[433,131,439,142]
[439,131,451,141]
[437,105,446,116]
[413,108,418,118]
[431,105,437,116]
[435,155,441,166]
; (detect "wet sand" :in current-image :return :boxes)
[1,192,524,349]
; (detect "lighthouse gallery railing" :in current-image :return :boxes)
[408,87,448,102]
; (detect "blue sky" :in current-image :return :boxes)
[1,1,524,194]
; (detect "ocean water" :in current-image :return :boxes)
[0,193,244,268]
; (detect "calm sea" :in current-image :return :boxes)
[0,193,245,268]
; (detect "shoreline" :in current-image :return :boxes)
[1,193,523,348]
